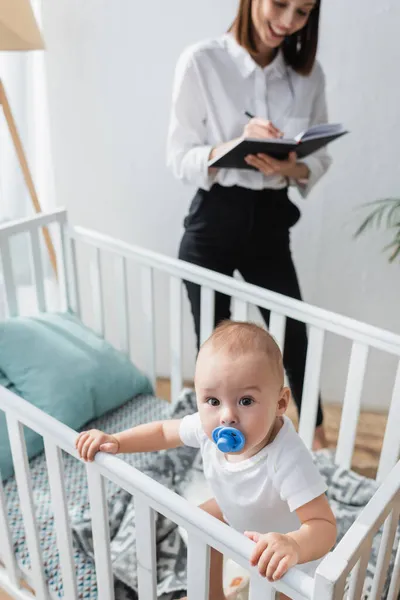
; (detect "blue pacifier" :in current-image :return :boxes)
[212,426,246,453]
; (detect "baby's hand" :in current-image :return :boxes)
[75,429,119,462]
[245,531,300,582]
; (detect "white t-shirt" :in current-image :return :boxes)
[179,413,327,537]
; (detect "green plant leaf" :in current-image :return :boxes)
[354,197,400,262]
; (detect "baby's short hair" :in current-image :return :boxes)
[200,320,284,384]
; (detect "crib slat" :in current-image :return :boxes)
[186,535,210,600]
[170,277,183,405]
[0,237,18,317]
[69,236,81,317]
[387,540,400,600]
[135,496,157,600]
[377,361,400,483]
[44,441,78,600]
[249,573,275,600]
[141,265,156,388]
[86,466,114,600]
[335,342,369,469]
[232,298,249,321]
[6,416,48,598]
[29,228,46,313]
[200,286,215,345]
[269,312,286,353]
[115,255,130,355]
[90,247,105,337]
[57,221,71,312]
[347,549,370,600]
[370,503,400,600]
[298,327,325,449]
[0,468,19,587]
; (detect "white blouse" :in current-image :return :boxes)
[166,33,332,198]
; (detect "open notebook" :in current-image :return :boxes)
[208,123,348,169]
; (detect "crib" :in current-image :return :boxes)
[0,208,399,600]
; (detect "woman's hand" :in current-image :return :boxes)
[245,531,300,582]
[243,117,283,140]
[76,429,120,461]
[208,118,282,167]
[245,151,309,180]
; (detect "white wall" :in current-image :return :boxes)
[42,0,400,410]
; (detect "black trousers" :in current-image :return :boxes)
[178,184,323,427]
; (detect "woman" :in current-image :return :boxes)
[167,0,331,450]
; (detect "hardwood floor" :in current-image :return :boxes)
[0,379,388,599]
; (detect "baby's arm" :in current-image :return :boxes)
[245,495,336,581]
[288,493,337,562]
[76,419,183,462]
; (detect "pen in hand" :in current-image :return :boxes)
[244,111,283,139]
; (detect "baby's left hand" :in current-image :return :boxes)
[245,531,300,581]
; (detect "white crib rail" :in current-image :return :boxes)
[71,224,400,355]
[0,209,69,318]
[0,385,314,600]
[2,209,400,600]
[70,223,400,476]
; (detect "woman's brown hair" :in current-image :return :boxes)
[230,0,320,76]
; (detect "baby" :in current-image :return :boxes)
[76,321,336,600]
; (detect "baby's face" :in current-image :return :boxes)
[195,348,288,458]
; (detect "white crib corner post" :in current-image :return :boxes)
[313,555,348,600]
